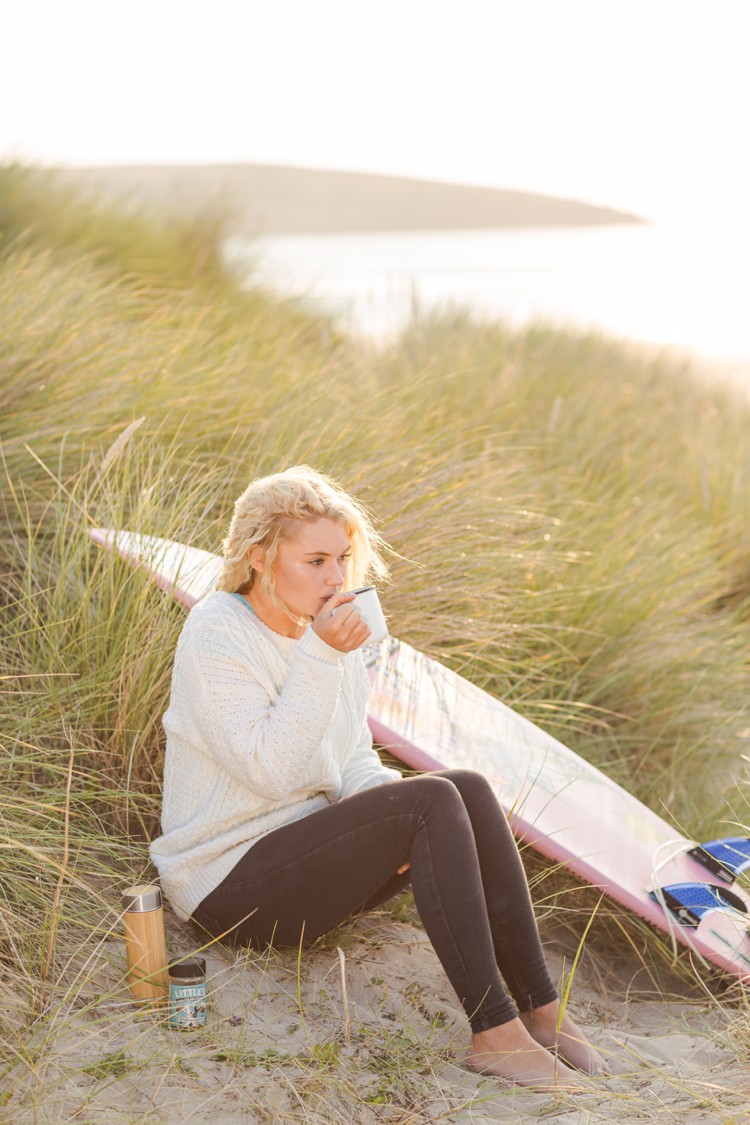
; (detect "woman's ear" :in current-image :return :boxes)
[248,545,265,574]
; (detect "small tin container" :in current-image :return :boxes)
[168,957,207,1030]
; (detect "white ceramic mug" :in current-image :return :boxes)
[345,585,388,645]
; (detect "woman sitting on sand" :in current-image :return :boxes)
[151,465,605,1089]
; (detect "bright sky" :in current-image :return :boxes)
[3,0,749,224]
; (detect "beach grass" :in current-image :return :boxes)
[2,165,750,1122]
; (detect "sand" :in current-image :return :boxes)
[8,894,750,1124]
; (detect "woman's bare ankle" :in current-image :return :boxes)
[466,1018,587,1090]
[519,1002,609,1076]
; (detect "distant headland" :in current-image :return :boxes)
[55,163,644,235]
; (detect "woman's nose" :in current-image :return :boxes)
[327,561,345,586]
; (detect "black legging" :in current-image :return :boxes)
[193,769,558,1032]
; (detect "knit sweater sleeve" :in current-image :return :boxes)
[339,657,402,797]
[339,714,402,797]
[180,611,346,803]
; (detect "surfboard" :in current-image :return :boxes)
[90,528,750,983]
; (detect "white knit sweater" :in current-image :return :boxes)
[150,591,401,920]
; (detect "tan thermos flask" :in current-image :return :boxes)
[122,884,169,1003]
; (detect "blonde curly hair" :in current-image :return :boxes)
[217,465,388,600]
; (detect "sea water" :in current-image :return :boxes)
[224,220,750,383]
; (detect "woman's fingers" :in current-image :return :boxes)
[313,593,372,651]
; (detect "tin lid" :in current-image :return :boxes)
[169,957,206,980]
[122,884,162,913]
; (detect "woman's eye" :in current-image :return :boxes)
[310,559,324,566]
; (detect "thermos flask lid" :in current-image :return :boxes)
[122,884,163,913]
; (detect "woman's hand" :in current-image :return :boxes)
[312,592,371,652]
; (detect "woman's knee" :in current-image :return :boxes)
[439,768,494,801]
[405,772,467,816]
